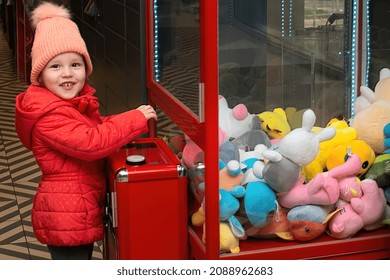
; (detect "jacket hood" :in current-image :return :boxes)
[15,83,96,150]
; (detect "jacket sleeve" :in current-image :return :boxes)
[33,107,149,161]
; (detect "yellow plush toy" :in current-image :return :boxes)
[302,117,358,181]
[326,139,376,177]
[202,222,240,254]
[258,108,291,139]
[285,107,307,130]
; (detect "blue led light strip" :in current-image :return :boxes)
[153,0,160,82]
[281,0,285,37]
[289,0,293,36]
[350,0,358,118]
[365,0,371,86]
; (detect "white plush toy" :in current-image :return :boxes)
[253,109,336,193]
[239,144,268,184]
[354,68,390,114]
[218,95,255,143]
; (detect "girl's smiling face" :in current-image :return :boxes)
[39,52,86,100]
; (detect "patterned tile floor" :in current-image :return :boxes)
[0,24,103,260]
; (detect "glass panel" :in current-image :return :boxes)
[154,0,200,116]
[367,0,390,89]
[219,0,349,127]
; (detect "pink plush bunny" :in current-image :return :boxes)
[350,179,386,226]
[338,176,362,201]
[328,179,386,239]
[328,154,363,201]
[327,199,364,239]
[278,154,362,208]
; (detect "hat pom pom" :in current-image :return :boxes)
[31,2,71,30]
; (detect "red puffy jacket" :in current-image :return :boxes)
[15,84,148,246]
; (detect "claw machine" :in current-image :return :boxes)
[104,137,188,260]
[146,0,390,259]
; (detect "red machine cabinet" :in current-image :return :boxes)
[103,138,188,260]
[145,0,390,260]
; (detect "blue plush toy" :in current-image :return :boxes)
[219,186,246,237]
[384,123,390,154]
[191,184,246,238]
[242,181,277,228]
[283,204,339,241]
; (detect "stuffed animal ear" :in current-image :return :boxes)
[230,185,246,198]
[228,216,245,237]
[316,126,336,143]
[251,115,262,130]
[355,82,377,114]
[273,108,288,121]
[254,144,268,154]
[331,222,346,233]
[263,150,283,162]
[232,104,249,121]
[226,160,241,177]
[360,86,376,103]
[252,160,265,179]
[379,67,390,80]
[301,109,316,132]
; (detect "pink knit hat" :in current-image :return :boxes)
[30,2,93,86]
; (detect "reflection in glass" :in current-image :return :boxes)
[367,0,390,88]
[154,0,200,116]
[219,0,349,126]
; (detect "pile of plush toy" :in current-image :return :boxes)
[178,68,390,254]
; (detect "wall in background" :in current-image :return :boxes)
[70,0,146,115]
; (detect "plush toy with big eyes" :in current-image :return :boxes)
[302,117,358,181]
[325,139,375,178]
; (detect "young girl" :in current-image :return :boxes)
[14,2,157,260]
